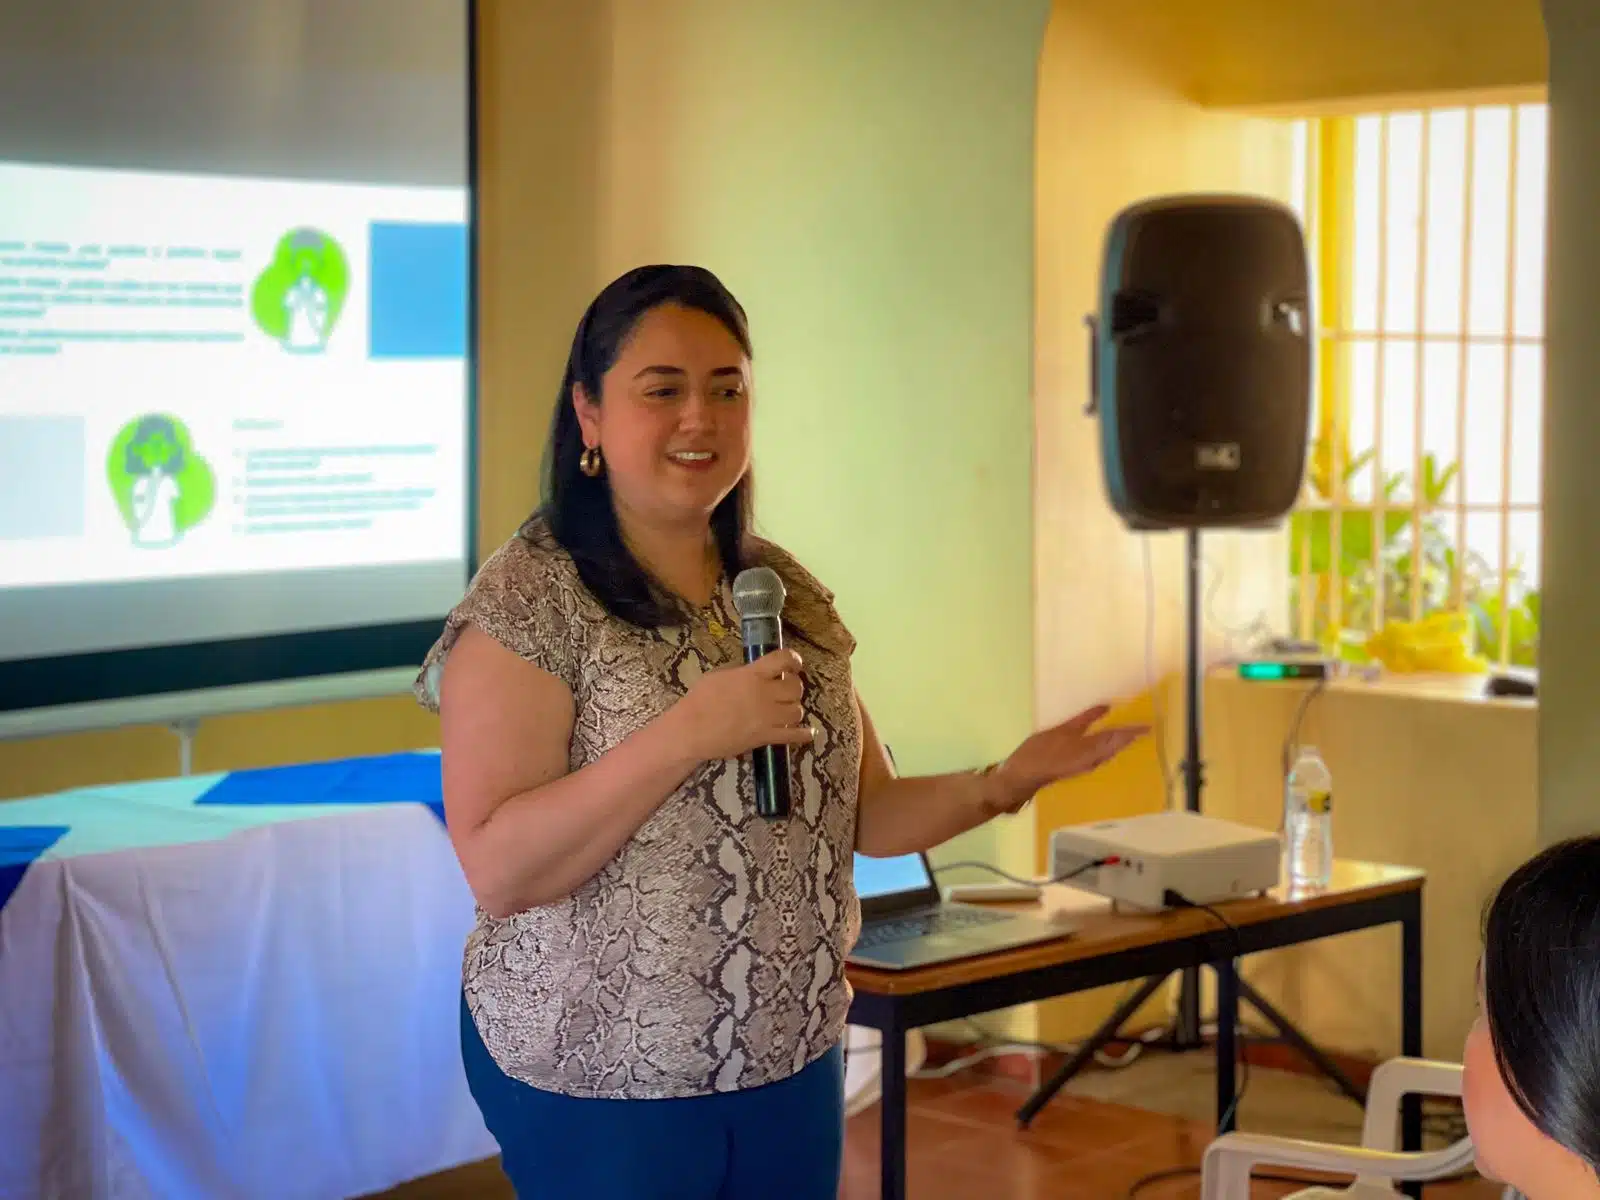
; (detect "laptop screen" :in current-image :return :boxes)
[853,852,934,900]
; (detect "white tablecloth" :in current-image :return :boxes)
[0,775,495,1200]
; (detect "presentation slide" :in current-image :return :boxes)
[0,163,467,592]
[0,0,473,702]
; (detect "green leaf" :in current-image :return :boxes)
[1421,455,1459,505]
[1343,447,1375,481]
[1289,507,1410,576]
[1471,589,1544,663]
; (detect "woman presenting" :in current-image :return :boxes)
[416,264,1146,1199]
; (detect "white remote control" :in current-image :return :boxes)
[942,881,1043,904]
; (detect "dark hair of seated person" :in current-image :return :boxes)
[1482,833,1600,1180]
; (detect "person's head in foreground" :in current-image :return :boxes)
[1465,834,1600,1198]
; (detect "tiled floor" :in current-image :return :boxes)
[374,1050,1505,1199]
[841,1073,1214,1197]
[839,1067,1497,1198]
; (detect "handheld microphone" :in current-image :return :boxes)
[732,566,792,819]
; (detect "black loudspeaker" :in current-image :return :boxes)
[1087,194,1313,531]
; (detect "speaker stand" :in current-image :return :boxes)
[1015,529,1365,1129]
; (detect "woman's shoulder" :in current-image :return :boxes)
[462,513,592,616]
[413,512,593,710]
[745,534,856,658]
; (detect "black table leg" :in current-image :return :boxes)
[1401,896,1425,1198]
[1214,958,1239,1133]
[879,1011,907,1200]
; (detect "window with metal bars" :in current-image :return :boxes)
[1287,103,1547,669]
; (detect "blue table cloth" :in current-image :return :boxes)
[0,752,445,917]
[194,751,446,826]
[0,825,69,910]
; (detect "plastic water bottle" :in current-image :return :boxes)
[1284,746,1334,893]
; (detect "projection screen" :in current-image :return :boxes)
[0,0,477,734]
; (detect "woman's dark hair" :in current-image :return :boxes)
[1483,834,1600,1174]
[539,264,755,627]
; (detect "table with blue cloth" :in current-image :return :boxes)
[0,751,495,1200]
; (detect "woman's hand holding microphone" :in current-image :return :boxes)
[668,649,815,764]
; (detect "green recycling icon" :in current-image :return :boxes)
[106,414,216,548]
[251,227,350,353]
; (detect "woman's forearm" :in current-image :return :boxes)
[457,712,702,917]
[854,768,1019,858]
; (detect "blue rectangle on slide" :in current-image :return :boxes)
[367,221,467,359]
[0,416,85,541]
[194,752,445,826]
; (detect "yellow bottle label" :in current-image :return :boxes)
[1307,789,1332,815]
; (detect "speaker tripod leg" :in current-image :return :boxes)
[1015,973,1170,1128]
[1237,979,1367,1105]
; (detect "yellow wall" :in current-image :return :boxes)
[1029,0,1295,1045]
[1188,0,1554,1063]
[1066,0,1546,112]
[1028,0,1554,1061]
[472,1,610,552]
[1538,0,1600,848]
[1204,675,1538,1061]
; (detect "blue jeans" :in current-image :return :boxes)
[460,996,845,1199]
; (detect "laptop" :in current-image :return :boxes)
[846,850,1071,971]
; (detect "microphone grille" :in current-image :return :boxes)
[732,566,786,619]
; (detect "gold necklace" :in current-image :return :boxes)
[687,551,727,639]
[704,580,729,639]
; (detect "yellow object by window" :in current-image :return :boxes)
[1363,611,1489,674]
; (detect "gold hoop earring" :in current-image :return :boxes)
[579,446,604,478]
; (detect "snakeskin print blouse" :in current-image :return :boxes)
[415,514,863,1099]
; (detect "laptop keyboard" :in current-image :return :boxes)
[855,905,1011,949]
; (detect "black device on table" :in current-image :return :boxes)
[1486,669,1537,698]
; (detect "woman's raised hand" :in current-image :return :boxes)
[670,648,816,764]
[985,704,1150,815]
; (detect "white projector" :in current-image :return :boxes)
[1048,810,1282,911]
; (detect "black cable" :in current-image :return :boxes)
[930,856,1112,888]
[1121,890,1261,1197]
[1280,676,1329,782]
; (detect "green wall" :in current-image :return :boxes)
[603,0,1051,806]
